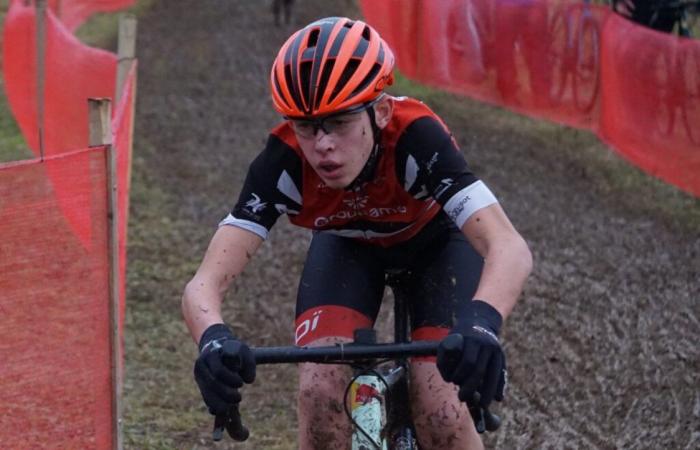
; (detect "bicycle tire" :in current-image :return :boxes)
[573,15,601,113]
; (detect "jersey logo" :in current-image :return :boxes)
[245,193,267,214]
[434,178,454,199]
[342,195,369,210]
[426,152,439,174]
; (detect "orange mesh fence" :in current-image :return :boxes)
[360,0,700,196]
[47,0,136,32]
[4,1,117,248]
[0,149,113,449]
[113,64,136,332]
[1,1,135,448]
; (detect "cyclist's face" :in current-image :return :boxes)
[291,98,393,189]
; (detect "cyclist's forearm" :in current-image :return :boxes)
[182,279,227,344]
[471,234,532,320]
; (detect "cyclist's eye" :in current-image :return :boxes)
[326,118,352,133]
[291,121,315,136]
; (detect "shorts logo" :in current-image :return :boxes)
[295,309,323,344]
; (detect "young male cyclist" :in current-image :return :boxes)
[182,17,532,450]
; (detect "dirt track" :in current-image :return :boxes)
[125,1,699,448]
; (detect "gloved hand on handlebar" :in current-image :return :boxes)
[437,300,507,411]
[194,323,256,416]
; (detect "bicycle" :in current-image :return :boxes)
[211,297,502,449]
[639,1,700,144]
[547,0,604,113]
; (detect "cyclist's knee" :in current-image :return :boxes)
[298,362,348,410]
[297,337,353,450]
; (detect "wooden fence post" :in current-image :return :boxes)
[115,14,138,195]
[35,0,47,159]
[116,15,137,104]
[88,98,123,450]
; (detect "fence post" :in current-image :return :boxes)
[116,15,137,104]
[115,14,137,193]
[35,0,47,159]
[88,98,123,450]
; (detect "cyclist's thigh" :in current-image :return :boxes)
[295,231,385,346]
[395,229,483,339]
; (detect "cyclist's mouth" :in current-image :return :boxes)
[318,162,343,179]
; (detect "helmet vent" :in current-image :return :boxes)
[352,63,381,97]
[308,29,320,48]
[315,60,335,110]
[329,59,359,104]
[361,25,371,41]
[285,64,303,112]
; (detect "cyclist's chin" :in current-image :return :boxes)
[320,176,351,189]
[316,168,353,189]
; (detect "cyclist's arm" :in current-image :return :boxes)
[461,203,532,320]
[182,225,263,344]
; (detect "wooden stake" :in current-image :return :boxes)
[88,98,123,450]
[36,0,47,160]
[116,15,137,104]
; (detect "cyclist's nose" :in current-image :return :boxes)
[313,128,334,152]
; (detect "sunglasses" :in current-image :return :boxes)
[286,96,383,139]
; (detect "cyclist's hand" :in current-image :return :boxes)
[194,323,256,416]
[437,300,507,410]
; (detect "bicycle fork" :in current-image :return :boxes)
[350,364,412,450]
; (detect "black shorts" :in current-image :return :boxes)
[294,212,483,352]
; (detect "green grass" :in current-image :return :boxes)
[0,0,154,164]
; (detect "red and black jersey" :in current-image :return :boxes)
[223,97,498,247]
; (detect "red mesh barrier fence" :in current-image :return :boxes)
[360,0,700,196]
[1,1,136,448]
[0,149,113,449]
[3,1,117,248]
[47,0,136,31]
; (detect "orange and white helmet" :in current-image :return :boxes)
[270,17,395,118]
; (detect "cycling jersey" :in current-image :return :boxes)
[222,97,498,247]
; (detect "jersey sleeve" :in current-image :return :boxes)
[221,134,303,240]
[395,116,498,228]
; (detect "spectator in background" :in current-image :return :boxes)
[613,0,681,33]
[272,0,294,26]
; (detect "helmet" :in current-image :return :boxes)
[270,17,394,118]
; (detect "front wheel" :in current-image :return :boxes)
[391,427,419,450]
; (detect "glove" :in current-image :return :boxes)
[194,323,256,416]
[437,300,507,411]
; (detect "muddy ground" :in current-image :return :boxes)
[124,1,699,448]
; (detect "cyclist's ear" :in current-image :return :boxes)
[373,96,394,129]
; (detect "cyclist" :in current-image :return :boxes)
[183,16,532,450]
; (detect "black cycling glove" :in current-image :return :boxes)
[437,300,507,410]
[194,323,256,416]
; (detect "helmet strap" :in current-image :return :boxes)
[346,106,383,191]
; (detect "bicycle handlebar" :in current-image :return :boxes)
[213,334,500,441]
